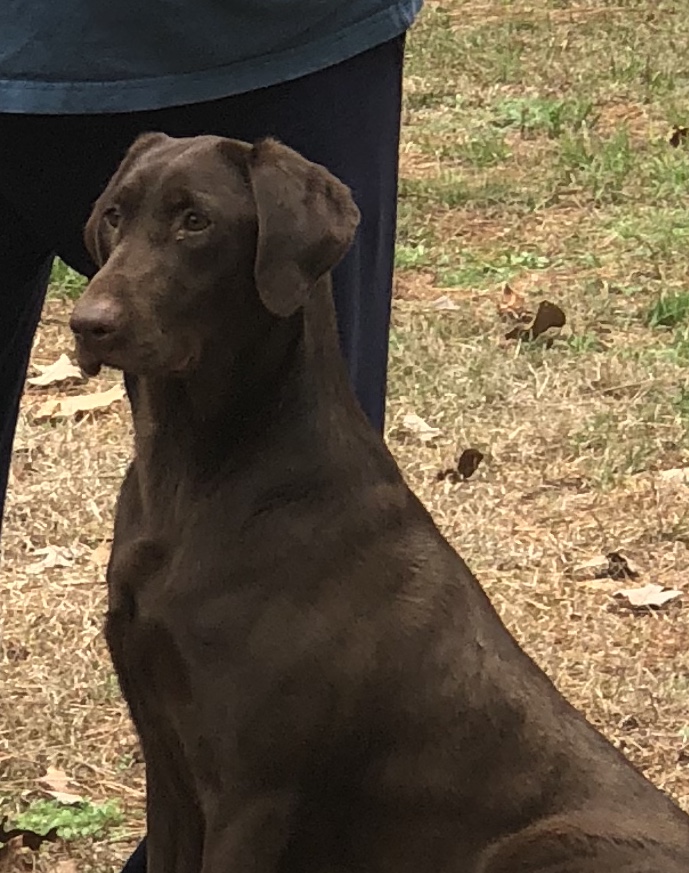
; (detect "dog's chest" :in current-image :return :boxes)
[104,535,183,698]
[104,526,316,704]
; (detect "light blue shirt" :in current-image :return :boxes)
[0,0,422,113]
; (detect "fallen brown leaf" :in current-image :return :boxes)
[668,125,689,148]
[3,641,30,663]
[436,468,459,483]
[457,447,484,480]
[571,552,640,582]
[89,542,112,568]
[38,766,84,805]
[496,283,531,322]
[26,354,84,388]
[505,300,566,342]
[436,447,484,483]
[599,551,639,581]
[33,383,125,422]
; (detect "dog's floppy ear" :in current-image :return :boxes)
[84,132,169,266]
[246,138,361,318]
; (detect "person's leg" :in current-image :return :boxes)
[0,193,53,540]
[0,111,118,543]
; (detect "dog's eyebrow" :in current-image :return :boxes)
[112,182,142,211]
[159,186,212,214]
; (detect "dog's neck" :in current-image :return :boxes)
[127,276,370,524]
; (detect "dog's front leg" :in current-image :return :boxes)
[200,791,296,873]
[145,756,205,873]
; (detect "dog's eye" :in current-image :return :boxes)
[103,207,121,229]
[181,210,210,233]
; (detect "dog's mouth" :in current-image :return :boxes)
[73,331,196,379]
[72,329,132,378]
[74,336,105,377]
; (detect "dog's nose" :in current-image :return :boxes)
[70,297,122,341]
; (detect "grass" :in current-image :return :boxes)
[492,95,597,138]
[48,260,87,299]
[4,1,689,870]
[647,291,689,328]
[15,799,123,841]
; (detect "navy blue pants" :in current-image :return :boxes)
[0,36,405,871]
[0,35,404,544]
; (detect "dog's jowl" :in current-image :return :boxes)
[71,133,689,873]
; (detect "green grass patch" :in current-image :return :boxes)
[556,129,636,204]
[49,259,87,300]
[493,96,596,138]
[439,249,552,288]
[646,292,689,328]
[14,799,123,840]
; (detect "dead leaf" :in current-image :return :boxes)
[570,555,608,578]
[401,412,441,443]
[38,767,84,805]
[3,641,29,663]
[657,467,689,485]
[600,551,639,581]
[53,861,79,873]
[437,447,484,483]
[431,295,460,311]
[25,545,74,574]
[33,384,125,422]
[496,283,531,322]
[457,448,484,480]
[505,300,566,342]
[570,551,640,582]
[436,469,456,483]
[27,354,84,388]
[669,126,689,148]
[89,542,112,568]
[613,583,682,610]
[0,817,58,850]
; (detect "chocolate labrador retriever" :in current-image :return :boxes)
[70,133,689,873]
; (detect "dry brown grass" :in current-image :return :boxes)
[4,0,689,869]
[2,300,140,872]
[388,303,689,804]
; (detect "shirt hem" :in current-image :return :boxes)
[0,0,422,114]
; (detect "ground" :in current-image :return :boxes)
[3,1,689,870]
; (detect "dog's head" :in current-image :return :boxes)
[70,133,360,377]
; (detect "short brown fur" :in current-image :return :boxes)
[71,134,689,873]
